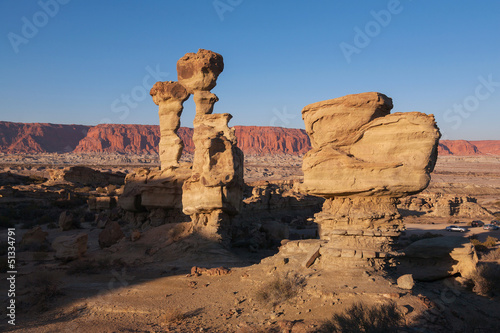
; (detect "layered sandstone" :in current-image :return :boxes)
[178,49,243,244]
[299,92,441,268]
[301,92,441,198]
[150,81,190,169]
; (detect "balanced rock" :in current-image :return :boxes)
[299,92,441,269]
[301,92,441,198]
[179,50,244,244]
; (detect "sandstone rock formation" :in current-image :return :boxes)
[178,49,243,244]
[398,194,495,219]
[299,92,441,268]
[150,81,189,169]
[399,236,478,281]
[119,49,243,245]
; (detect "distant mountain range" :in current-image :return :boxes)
[0,121,498,156]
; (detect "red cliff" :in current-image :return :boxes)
[0,121,498,156]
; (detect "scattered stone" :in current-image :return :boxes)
[131,230,141,241]
[190,266,231,277]
[59,210,75,231]
[52,233,88,261]
[20,226,49,251]
[98,221,125,248]
[397,274,415,290]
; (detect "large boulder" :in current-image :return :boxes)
[52,233,88,261]
[20,226,49,251]
[98,221,125,248]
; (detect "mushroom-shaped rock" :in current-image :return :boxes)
[177,49,224,115]
[176,49,224,93]
[150,80,189,106]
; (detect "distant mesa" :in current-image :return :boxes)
[0,120,498,156]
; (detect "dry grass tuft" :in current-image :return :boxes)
[255,272,305,308]
[472,262,500,297]
[160,307,186,324]
[22,271,63,311]
[318,301,404,333]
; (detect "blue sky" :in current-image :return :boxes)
[0,0,499,140]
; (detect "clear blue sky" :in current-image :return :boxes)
[0,0,499,140]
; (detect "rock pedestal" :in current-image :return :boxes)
[299,92,441,268]
[119,49,243,245]
[150,81,189,170]
[177,49,243,244]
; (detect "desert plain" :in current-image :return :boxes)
[0,151,499,332]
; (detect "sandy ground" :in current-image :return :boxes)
[0,154,499,332]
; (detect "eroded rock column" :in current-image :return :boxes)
[150,81,189,170]
[178,49,243,244]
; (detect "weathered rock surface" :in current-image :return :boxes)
[98,221,125,248]
[48,166,125,187]
[150,81,190,169]
[52,233,88,261]
[20,226,49,251]
[178,49,244,244]
[398,194,495,219]
[399,236,478,281]
[58,210,75,231]
[397,274,415,290]
[301,93,441,198]
[299,92,441,269]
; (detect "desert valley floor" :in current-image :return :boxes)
[0,154,499,332]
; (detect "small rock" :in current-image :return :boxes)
[52,233,88,261]
[397,274,415,290]
[59,210,74,231]
[131,230,141,241]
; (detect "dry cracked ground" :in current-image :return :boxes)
[0,154,500,332]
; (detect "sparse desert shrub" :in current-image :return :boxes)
[483,236,498,247]
[409,232,442,243]
[160,307,186,324]
[21,271,63,311]
[255,272,305,308]
[318,301,404,333]
[472,262,500,297]
[471,236,498,252]
[482,248,500,261]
